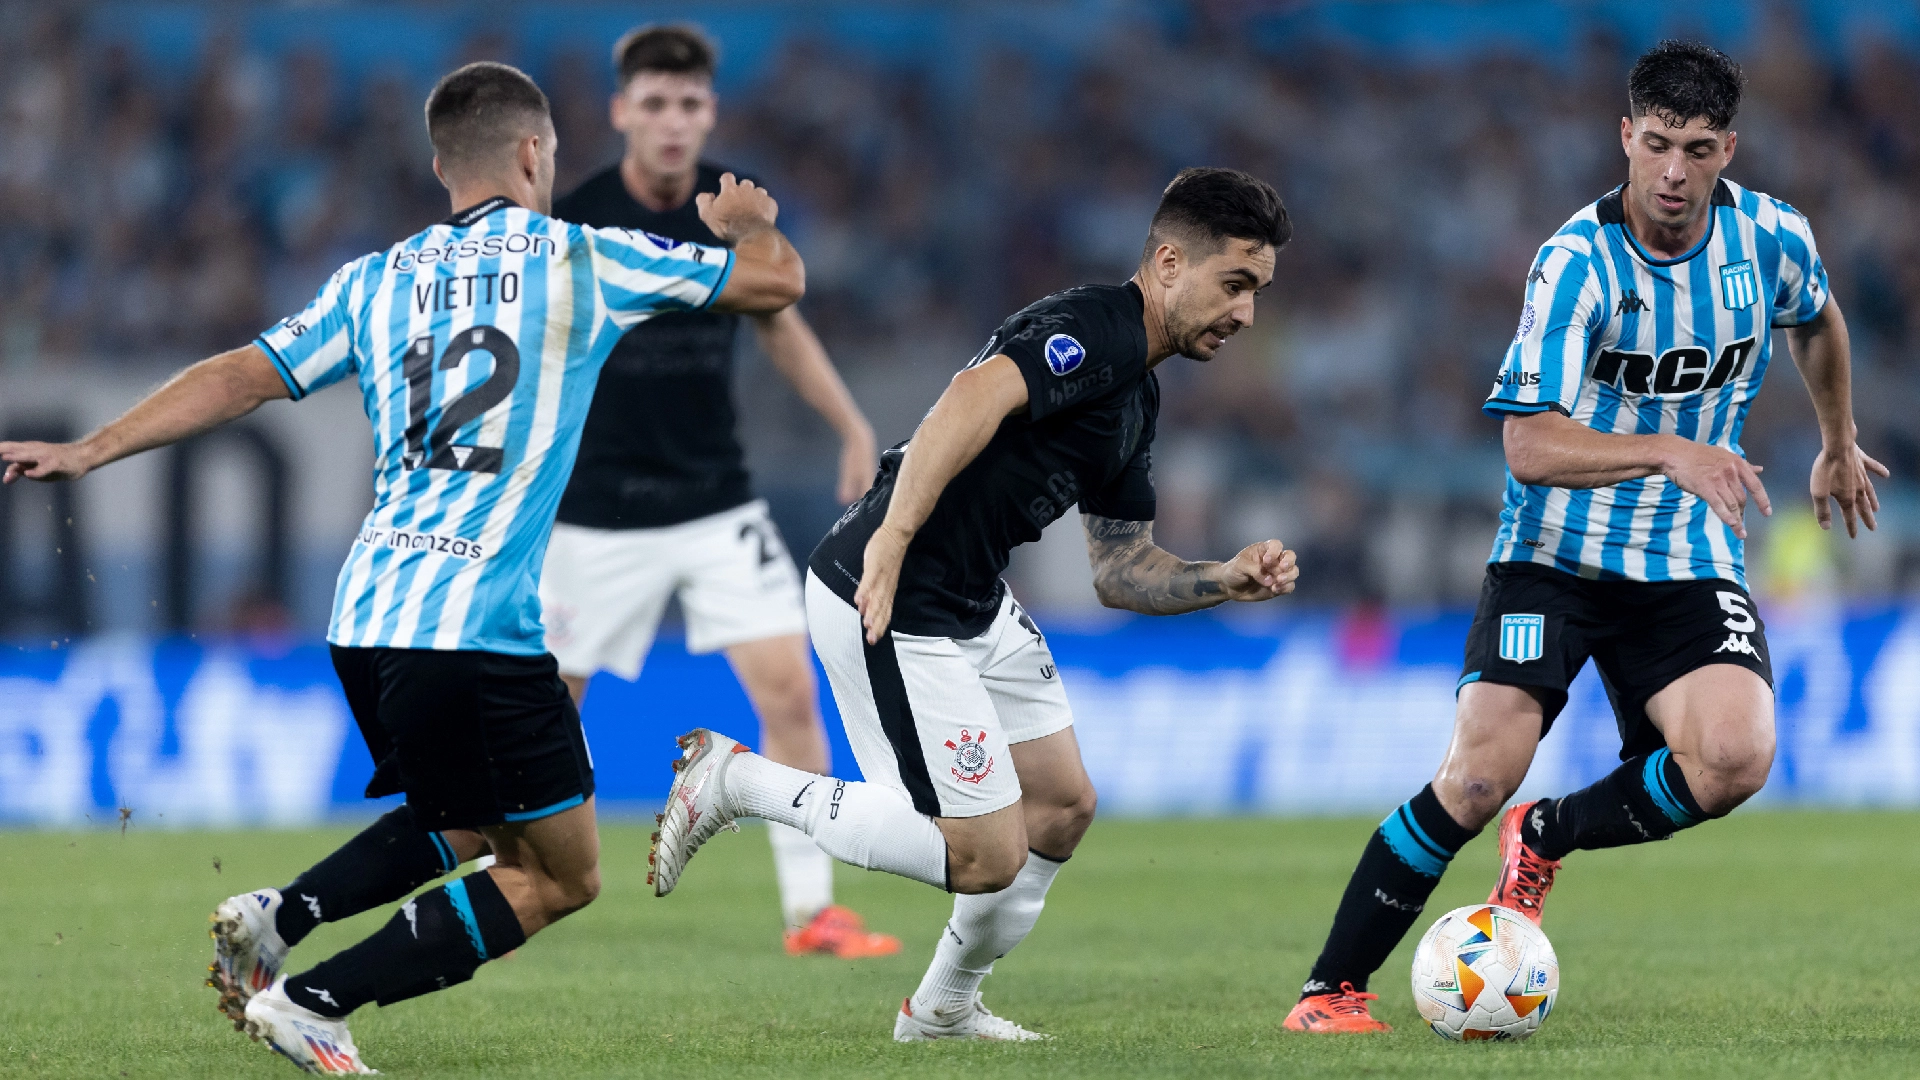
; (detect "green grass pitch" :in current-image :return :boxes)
[5,811,1918,1078]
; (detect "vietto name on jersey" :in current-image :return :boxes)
[255,197,734,654]
[1484,178,1828,587]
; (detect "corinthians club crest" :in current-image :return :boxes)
[946,730,995,785]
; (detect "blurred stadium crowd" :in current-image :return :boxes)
[2,2,1917,612]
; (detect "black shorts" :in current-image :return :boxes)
[1460,562,1773,760]
[331,646,594,831]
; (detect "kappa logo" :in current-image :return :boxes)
[1526,266,1549,285]
[1714,632,1762,658]
[946,730,995,785]
[1043,333,1086,375]
[1499,614,1544,664]
[1616,290,1648,315]
[1373,888,1424,912]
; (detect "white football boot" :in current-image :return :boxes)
[242,975,376,1074]
[649,728,747,897]
[209,888,292,1025]
[894,993,1053,1042]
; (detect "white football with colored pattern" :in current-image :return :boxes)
[1411,904,1559,1042]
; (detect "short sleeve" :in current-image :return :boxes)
[588,226,735,330]
[1484,242,1606,418]
[1079,384,1158,522]
[1769,202,1829,328]
[254,259,362,400]
[992,297,1143,422]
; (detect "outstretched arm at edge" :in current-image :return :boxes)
[1783,299,1889,537]
[751,306,876,504]
[1082,515,1297,616]
[1,345,290,484]
[854,354,1027,643]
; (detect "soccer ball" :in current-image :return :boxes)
[1410,904,1558,1041]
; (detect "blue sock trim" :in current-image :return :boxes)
[442,880,489,961]
[1379,803,1451,877]
[429,832,457,874]
[1641,749,1702,827]
[501,793,584,823]
[1457,670,1482,692]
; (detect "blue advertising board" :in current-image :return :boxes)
[3,603,1916,826]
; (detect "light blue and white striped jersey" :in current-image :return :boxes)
[255,197,734,653]
[1484,179,1828,586]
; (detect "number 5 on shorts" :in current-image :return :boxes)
[1716,591,1756,633]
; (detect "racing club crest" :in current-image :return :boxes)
[945,730,995,785]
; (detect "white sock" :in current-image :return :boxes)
[727,752,949,889]
[767,822,834,929]
[911,851,1065,1013]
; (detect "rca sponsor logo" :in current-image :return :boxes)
[356,527,486,560]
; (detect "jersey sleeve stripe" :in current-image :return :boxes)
[698,249,737,311]
[253,336,307,400]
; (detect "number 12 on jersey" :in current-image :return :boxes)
[402,325,521,473]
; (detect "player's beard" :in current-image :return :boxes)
[1172,311,1241,361]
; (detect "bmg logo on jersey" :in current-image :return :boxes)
[1719,260,1758,310]
[1044,333,1086,375]
[1499,614,1544,664]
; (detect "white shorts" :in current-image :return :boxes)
[541,500,807,679]
[805,571,1074,819]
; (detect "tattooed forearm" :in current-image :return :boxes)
[1082,514,1227,615]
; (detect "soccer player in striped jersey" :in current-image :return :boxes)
[1285,41,1888,1034]
[0,61,803,1073]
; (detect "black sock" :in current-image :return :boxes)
[283,871,525,1018]
[1528,748,1710,861]
[1302,784,1479,997]
[276,806,461,947]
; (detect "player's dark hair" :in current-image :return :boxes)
[1145,167,1292,262]
[1628,40,1745,131]
[614,24,718,87]
[425,61,551,174]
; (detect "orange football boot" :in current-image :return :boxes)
[1283,982,1392,1033]
[1487,801,1561,925]
[785,905,901,958]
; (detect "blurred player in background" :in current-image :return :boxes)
[651,168,1299,1041]
[2,61,805,1073]
[539,24,894,958]
[1285,41,1888,1033]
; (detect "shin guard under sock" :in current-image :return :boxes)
[283,871,525,1018]
[728,753,950,889]
[276,805,460,947]
[913,850,1065,1012]
[1527,748,1710,861]
[1303,784,1478,996]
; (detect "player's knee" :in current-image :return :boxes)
[751,664,816,727]
[547,864,601,917]
[1051,784,1097,842]
[947,841,1027,894]
[1693,746,1772,815]
[1436,776,1514,830]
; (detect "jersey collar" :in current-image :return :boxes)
[1601,180,1736,267]
[443,196,519,228]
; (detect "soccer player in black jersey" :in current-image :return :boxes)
[540,25,893,958]
[651,168,1299,1040]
